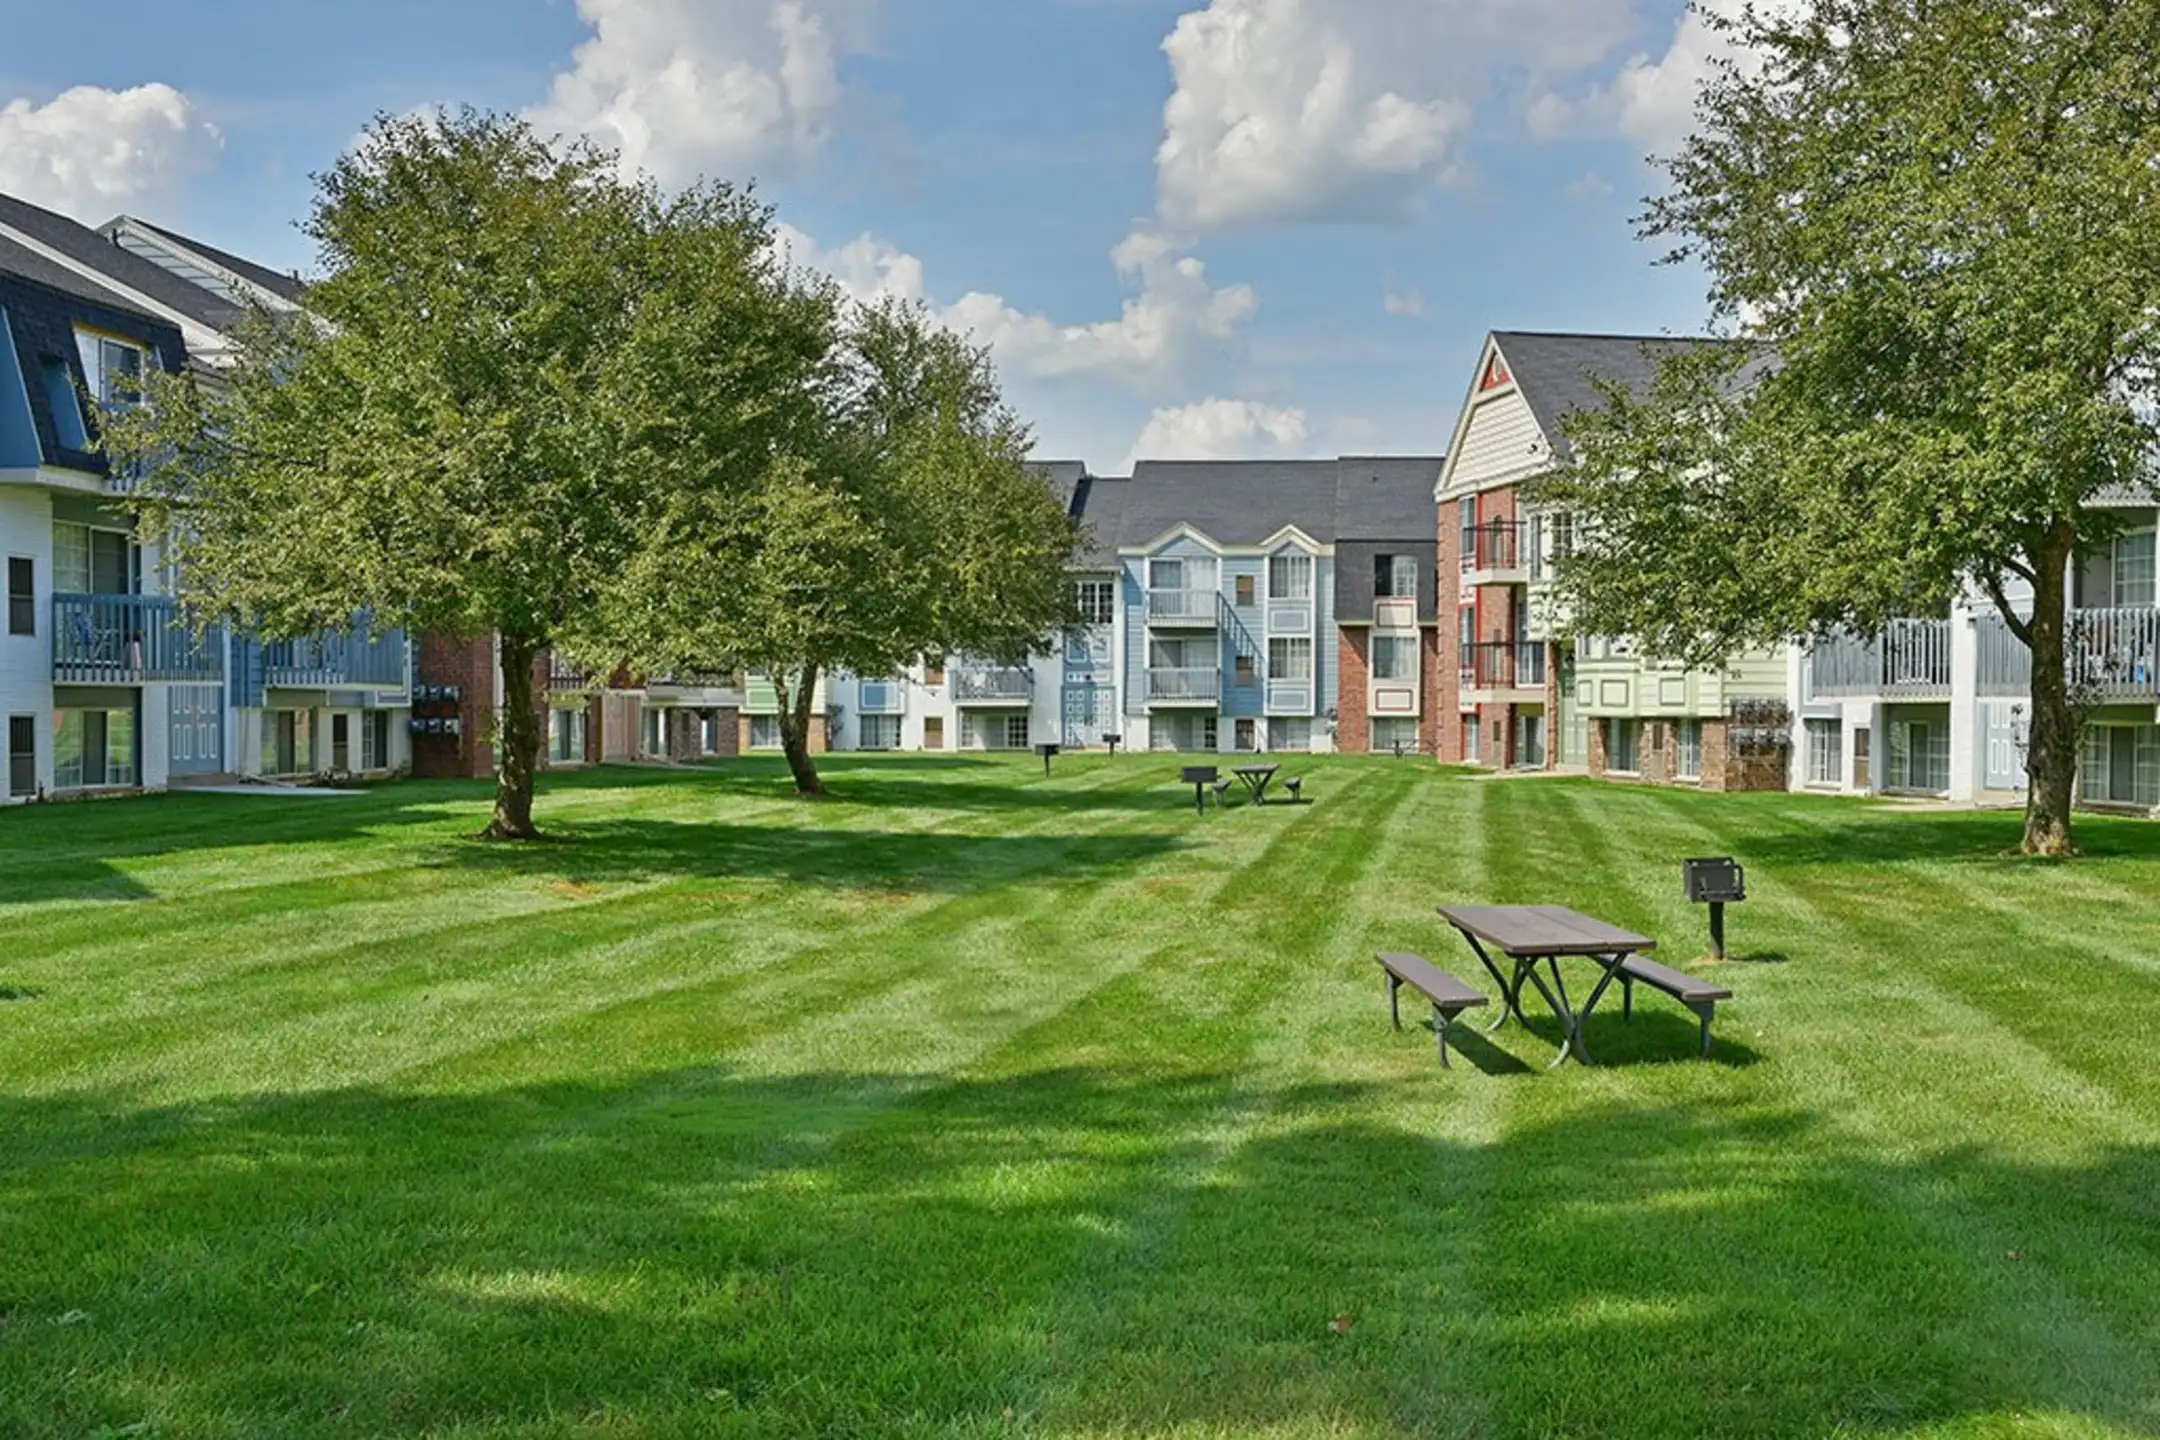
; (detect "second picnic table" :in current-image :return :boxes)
[1233,763,1279,804]
[1437,904,1657,1068]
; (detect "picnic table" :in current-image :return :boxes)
[1438,904,1657,1068]
[1233,763,1279,804]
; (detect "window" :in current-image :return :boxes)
[1269,636,1314,682]
[40,357,90,450]
[52,523,135,596]
[1271,717,1312,753]
[1235,653,1257,686]
[8,715,33,797]
[2115,533,2156,607]
[1372,717,1418,754]
[1551,512,1575,561]
[1675,718,1703,781]
[1074,580,1115,625]
[1235,573,1256,607]
[1606,718,1642,774]
[1374,554,1418,599]
[1267,553,1313,602]
[859,714,901,750]
[1371,635,1416,682]
[1517,713,1547,770]
[1464,714,1482,763]
[1458,498,1478,571]
[362,711,391,771]
[55,707,135,789]
[6,557,31,636]
[1887,717,1950,792]
[749,715,782,750]
[262,710,314,775]
[2080,723,2160,807]
[1004,714,1031,750]
[550,707,587,763]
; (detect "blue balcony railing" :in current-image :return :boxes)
[52,593,222,683]
[263,626,409,690]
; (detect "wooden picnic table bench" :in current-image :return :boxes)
[1618,955,1733,1059]
[1375,952,1488,1069]
[1439,904,1728,1067]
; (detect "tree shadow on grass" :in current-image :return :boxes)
[3,1074,2156,1438]
[413,818,1188,896]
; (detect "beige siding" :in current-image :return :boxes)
[1441,390,1548,497]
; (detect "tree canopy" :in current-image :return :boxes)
[598,296,1084,795]
[1540,0,2160,855]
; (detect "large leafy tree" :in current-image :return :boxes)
[1542,0,2160,855]
[605,298,1084,796]
[114,111,798,839]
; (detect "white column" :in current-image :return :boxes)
[1947,601,1980,801]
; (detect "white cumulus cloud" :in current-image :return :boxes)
[532,0,872,185]
[1153,0,1640,230]
[1123,397,1310,469]
[772,222,1256,391]
[0,84,222,220]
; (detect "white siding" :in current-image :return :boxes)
[1441,389,1547,497]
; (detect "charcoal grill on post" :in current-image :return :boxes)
[1682,857,1746,960]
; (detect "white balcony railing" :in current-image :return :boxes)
[1147,667,1221,703]
[1148,589,1218,624]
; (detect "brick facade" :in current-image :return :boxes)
[1336,631,1371,753]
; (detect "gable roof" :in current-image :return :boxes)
[108,216,310,306]
[0,191,246,336]
[1107,456,1443,550]
[1482,330,1775,464]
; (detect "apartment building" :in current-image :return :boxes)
[821,456,1444,755]
[0,193,413,797]
[1435,331,1790,789]
[1790,491,2160,810]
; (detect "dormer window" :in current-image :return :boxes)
[74,331,149,412]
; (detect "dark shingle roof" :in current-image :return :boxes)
[0,192,245,334]
[1110,456,1443,550]
[1071,474,1130,568]
[124,218,309,304]
[1490,331,1765,460]
[0,234,156,317]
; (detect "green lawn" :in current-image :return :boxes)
[4,756,2159,1439]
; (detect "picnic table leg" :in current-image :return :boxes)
[1455,931,1520,1031]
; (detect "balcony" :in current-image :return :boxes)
[1460,521,1527,582]
[1980,608,2160,700]
[1147,589,1218,627]
[1147,667,1221,705]
[1459,640,1547,695]
[953,667,1032,705]
[52,593,221,683]
[264,626,410,690]
[1807,619,1951,699]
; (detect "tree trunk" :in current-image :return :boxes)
[777,666,825,797]
[487,634,544,840]
[2022,531,2079,857]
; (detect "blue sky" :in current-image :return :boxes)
[0,0,1731,469]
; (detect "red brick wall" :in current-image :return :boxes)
[1337,631,1370,753]
[413,634,495,780]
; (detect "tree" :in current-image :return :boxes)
[1541,0,2160,856]
[604,297,1084,796]
[112,111,787,839]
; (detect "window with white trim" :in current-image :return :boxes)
[1372,635,1417,682]
[1074,579,1115,625]
[1267,553,1313,602]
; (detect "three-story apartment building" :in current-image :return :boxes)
[1436,331,1791,789]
